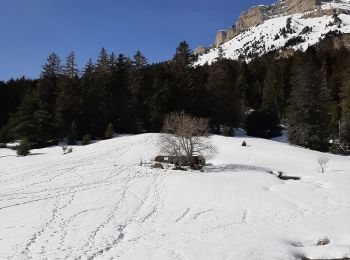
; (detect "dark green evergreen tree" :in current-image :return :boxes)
[40,52,62,78]
[128,51,148,131]
[82,133,92,145]
[171,41,195,111]
[17,137,31,156]
[67,121,78,145]
[104,123,114,139]
[262,62,284,118]
[205,60,243,127]
[287,51,330,151]
[55,52,81,138]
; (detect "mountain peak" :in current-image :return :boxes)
[212,0,350,48]
[195,0,350,65]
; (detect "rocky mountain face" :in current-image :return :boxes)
[213,0,348,48]
[195,0,350,64]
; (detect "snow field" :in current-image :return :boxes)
[0,134,350,259]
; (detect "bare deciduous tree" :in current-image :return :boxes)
[318,156,330,173]
[160,111,216,169]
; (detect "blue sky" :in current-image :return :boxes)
[0,0,275,80]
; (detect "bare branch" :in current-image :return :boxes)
[318,156,330,173]
[159,111,216,169]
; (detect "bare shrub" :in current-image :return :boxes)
[160,111,216,169]
[318,156,330,173]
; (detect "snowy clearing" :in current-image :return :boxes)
[1,134,350,259]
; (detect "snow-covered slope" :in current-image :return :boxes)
[196,13,350,65]
[323,0,350,11]
[1,134,350,259]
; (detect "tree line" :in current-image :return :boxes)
[1,40,350,154]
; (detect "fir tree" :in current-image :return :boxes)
[9,53,63,145]
[217,46,225,61]
[82,133,92,145]
[338,54,350,153]
[56,53,81,138]
[109,52,117,73]
[262,62,284,118]
[63,52,79,79]
[171,41,194,110]
[96,47,110,75]
[82,58,95,87]
[67,121,78,145]
[287,51,330,151]
[133,50,148,70]
[128,51,148,131]
[40,52,62,79]
[104,123,114,139]
[17,138,30,156]
[205,60,243,127]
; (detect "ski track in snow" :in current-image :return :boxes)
[1,133,350,259]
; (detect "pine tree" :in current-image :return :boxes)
[7,91,38,142]
[82,58,95,85]
[67,121,78,145]
[82,133,92,145]
[205,60,243,127]
[133,50,148,70]
[55,53,81,139]
[287,51,330,151]
[338,54,350,153]
[109,52,117,73]
[96,48,110,75]
[17,137,30,156]
[40,52,62,79]
[172,41,195,70]
[78,59,96,136]
[104,123,114,139]
[147,64,173,131]
[93,48,112,135]
[82,59,95,91]
[63,52,79,78]
[9,53,63,145]
[262,62,284,118]
[130,51,147,97]
[236,62,250,113]
[128,51,149,131]
[171,41,195,110]
[342,117,350,152]
[217,46,225,61]
[115,53,135,132]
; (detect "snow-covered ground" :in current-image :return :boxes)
[322,0,350,11]
[1,134,350,259]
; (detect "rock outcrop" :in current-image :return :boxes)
[214,26,238,47]
[193,46,208,56]
[236,5,269,33]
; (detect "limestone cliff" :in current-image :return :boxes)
[208,0,348,48]
[195,0,350,65]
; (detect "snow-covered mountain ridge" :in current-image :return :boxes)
[195,0,350,65]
